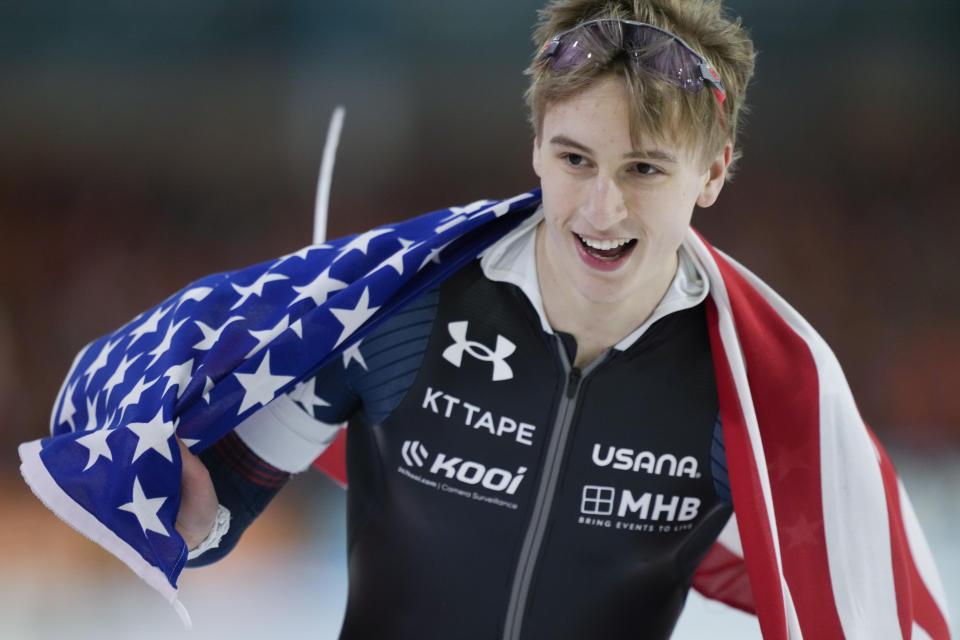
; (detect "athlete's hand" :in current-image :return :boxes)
[175,438,219,551]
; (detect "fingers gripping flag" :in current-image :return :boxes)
[17,192,539,625]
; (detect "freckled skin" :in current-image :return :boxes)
[531,75,731,364]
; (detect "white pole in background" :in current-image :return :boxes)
[314,105,345,245]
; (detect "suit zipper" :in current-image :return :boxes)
[501,339,603,640]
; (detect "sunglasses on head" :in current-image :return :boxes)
[537,19,726,106]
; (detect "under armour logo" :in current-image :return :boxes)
[442,321,515,382]
[401,440,429,467]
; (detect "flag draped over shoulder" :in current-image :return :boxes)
[18,191,538,626]
[683,235,951,640]
[20,191,950,638]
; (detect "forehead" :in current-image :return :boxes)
[541,75,691,159]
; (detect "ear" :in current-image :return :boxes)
[696,142,732,208]
[532,136,543,178]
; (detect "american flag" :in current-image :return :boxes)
[18,191,538,624]
[19,190,951,638]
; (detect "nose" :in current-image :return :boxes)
[582,176,628,231]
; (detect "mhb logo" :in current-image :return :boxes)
[580,485,700,522]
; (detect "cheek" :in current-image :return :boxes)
[542,196,568,232]
[541,174,577,223]
[624,187,694,236]
[680,171,710,204]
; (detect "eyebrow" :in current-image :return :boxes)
[548,134,678,164]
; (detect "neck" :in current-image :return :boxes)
[535,223,678,367]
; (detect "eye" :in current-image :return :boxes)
[562,153,588,167]
[633,162,659,175]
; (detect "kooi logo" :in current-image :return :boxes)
[399,440,526,494]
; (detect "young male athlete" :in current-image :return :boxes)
[20,0,950,638]
[178,2,749,637]
[171,0,951,638]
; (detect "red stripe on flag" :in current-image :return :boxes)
[693,541,756,614]
[706,242,846,638]
[869,430,951,640]
[706,297,788,640]
[312,428,348,487]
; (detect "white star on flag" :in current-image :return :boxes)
[83,337,121,382]
[161,359,194,400]
[57,380,78,430]
[230,269,290,310]
[116,376,154,416]
[193,316,243,351]
[289,377,330,414]
[118,477,169,537]
[432,194,530,234]
[479,193,532,219]
[128,304,169,345]
[174,285,213,310]
[63,340,91,386]
[290,318,303,339]
[334,228,395,262]
[80,395,99,432]
[126,408,177,463]
[290,267,348,306]
[76,427,114,471]
[434,199,493,233]
[342,340,368,371]
[102,354,141,403]
[371,237,416,276]
[234,351,295,414]
[418,240,455,272]
[245,315,291,359]
[201,376,215,404]
[283,243,332,262]
[145,317,188,369]
[330,287,381,348]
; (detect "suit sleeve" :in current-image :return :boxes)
[186,356,360,566]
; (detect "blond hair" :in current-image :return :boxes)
[525,0,756,175]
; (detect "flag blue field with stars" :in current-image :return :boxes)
[18,191,539,625]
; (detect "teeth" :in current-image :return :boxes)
[576,234,631,251]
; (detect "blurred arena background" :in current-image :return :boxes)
[1,1,957,637]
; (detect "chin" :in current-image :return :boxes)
[572,274,633,306]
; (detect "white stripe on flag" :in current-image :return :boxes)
[728,254,903,640]
[685,233,803,639]
[898,481,951,628]
[912,622,934,640]
[17,439,192,628]
[716,513,744,558]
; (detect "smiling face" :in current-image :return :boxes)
[533,74,730,310]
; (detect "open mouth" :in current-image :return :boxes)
[574,233,637,263]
